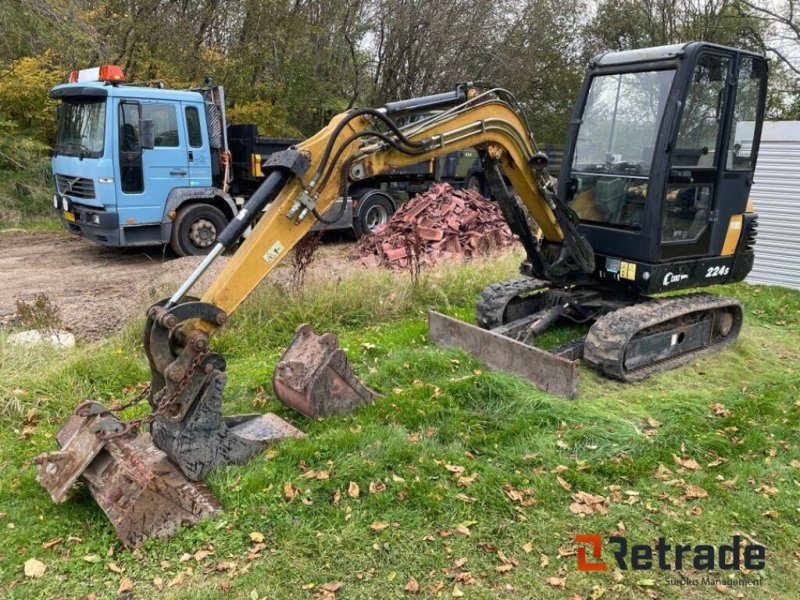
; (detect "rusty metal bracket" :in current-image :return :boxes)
[35,401,221,547]
[273,324,377,417]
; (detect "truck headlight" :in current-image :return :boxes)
[90,214,100,225]
[61,197,69,211]
[53,194,59,209]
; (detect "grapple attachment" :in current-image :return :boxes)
[273,324,377,417]
[35,401,221,548]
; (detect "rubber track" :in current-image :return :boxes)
[475,277,549,329]
[583,293,743,382]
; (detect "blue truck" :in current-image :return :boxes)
[50,66,488,255]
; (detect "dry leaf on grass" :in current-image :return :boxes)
[24,558,46,578]
[547,576,566,588]
[118,577,134,593]
[370,522,389,532]
[556,475,572,491]
[107,562,124,573]
[569,491,608,515]
[249,532,265,543]
[404,577,420,593]
[673,454,700,471]
[348,481,360,499]
[684,485,708,500]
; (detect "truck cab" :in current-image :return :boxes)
[51,70,239,255]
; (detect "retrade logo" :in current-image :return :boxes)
[576,534,608,571]
[575,535,765,572]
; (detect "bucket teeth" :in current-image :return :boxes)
[273,324,377,417]
[35,402,221,547]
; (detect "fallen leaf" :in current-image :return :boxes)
[118,577,134,593]
[83,554,102,563]
[445,464,465,475]
[556,440,569,450]
[452,584,464,597]
[284,481,298,502]
[107,562,124,573]
[455,493,476,503]
[332,488,341,506]
[673,454,700,471]
[370,522,389,532]
[556,475,572,491]
[41,537,62,550]
[321,581,344,593]
[540,555,549,568]
[522,542,533,554]
[369,481,387,494]
[546,577,566,588]
[194,549,213,561]
[24,558,46,578]
[404,577,420,593]
[249,531,265,544]
[348,481,360,499]
[456,524,471,537]
[684,485,708,500]
[495,563,513,573]
[569,491,608,515]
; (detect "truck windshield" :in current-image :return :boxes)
[568,69,675,231]
[55,99,106,158]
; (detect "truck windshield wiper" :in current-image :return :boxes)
[58,141,93,157]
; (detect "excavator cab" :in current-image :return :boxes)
[559,42,767,294]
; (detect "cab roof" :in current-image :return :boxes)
[591,41,766,68]
[50,81,204,103]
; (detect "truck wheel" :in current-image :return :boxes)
[465,174,487,197]
[353,193,394,237]
[170,204,228,256]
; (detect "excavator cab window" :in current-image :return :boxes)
[568,69,674,230]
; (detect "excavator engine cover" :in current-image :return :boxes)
[35,401,221,547]
[273,324,377,417]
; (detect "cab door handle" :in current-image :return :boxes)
[170,169,187,176]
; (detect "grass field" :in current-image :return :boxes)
[1,252,799,599]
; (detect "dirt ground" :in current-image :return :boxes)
[0,230,359,341]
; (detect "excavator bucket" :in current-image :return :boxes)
[35,401,221,547]
[273,324,377,417]
[427,311,580,399]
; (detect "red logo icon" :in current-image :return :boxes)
[576,534,608,571]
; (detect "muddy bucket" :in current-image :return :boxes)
[273,324,377,417]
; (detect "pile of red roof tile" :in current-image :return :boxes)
[351,182,516,269]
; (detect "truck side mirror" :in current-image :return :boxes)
[141,119,155,150]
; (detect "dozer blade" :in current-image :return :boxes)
[35,401,221,548]
[273,324,377,417]
[428,310,580,399]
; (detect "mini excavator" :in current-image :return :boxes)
[37,43,767,545]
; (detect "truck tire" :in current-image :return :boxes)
[465,174,487,197]
[170,203,228,256]
[353,192,395,237]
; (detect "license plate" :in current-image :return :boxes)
[63,211,76,222]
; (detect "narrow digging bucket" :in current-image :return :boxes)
[273,324,377,417]
[35,401,221,547]
[428,311,580,399]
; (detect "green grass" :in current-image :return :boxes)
[0,162,59,231]
[1,253,799,599]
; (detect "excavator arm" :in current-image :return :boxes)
[184,87,593,323]
[135,87,596,478]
